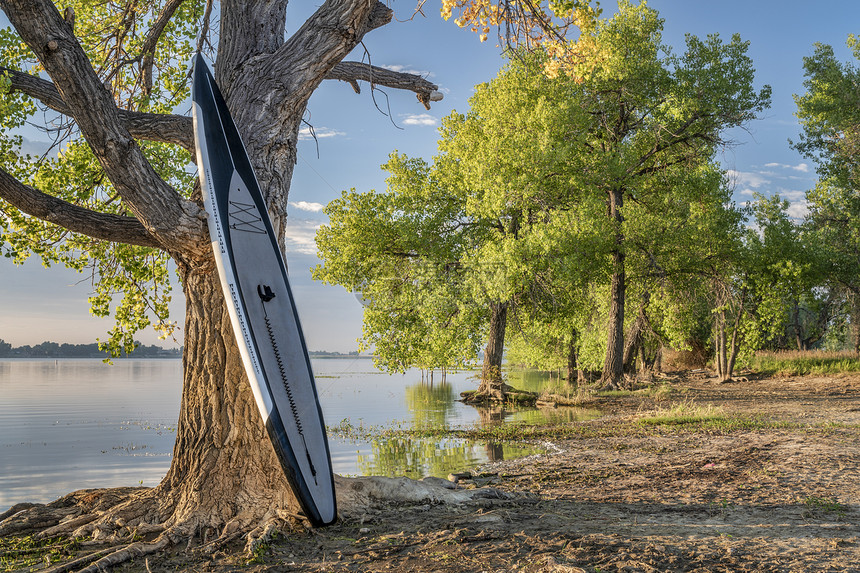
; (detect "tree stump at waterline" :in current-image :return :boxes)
[460,380,538,406]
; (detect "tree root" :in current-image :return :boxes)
[42,547,118,573]
[75,535,171,573]
[1,475,514,572]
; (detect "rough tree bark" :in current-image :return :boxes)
[0,0,457,565]
[468,301,510,402]
[601,186,626,390]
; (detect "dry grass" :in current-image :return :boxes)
[751,350,860,376]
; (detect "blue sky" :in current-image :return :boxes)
[1,1,858,351]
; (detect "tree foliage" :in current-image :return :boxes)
[794,37,860,352]
[0,0,203,355]
[316,1,771,389]
[314,152,486,373]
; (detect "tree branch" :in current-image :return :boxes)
[0,167,160,247]
[0,0,207,257]
[326,61,443,110]
[266,0,393,103]
[138,0,187,95]
[1,66,195,153]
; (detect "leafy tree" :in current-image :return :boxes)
[542,1,770,388]
[710,195,818,381]
[315,152,489,375]
[0,0,444,557]
[794,38,860,190]
[794,37,860,352]
[319,1,771,394]
[315,52,610,400]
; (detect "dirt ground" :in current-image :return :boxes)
[11,373,860,572]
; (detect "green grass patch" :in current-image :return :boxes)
[0,536,80,572]
[750,350,860,376]
[637,402,727,426]
[596,382,674,399]
[803,496,846,517]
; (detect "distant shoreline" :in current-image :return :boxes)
[308,352,373,359]
[0,339,367,360]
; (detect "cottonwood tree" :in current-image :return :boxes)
[0,0,448,565]
[794,38,860,352]
[315,53,608,402]
[554,1,770,388]
[439,1,771,388]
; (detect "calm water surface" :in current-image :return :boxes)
[0,358,598,507]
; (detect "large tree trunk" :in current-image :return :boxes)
[601,188,626,390]
[155,265,302,531]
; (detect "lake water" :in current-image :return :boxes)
[0,358,598,508]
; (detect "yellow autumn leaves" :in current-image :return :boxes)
[441,0,501,41]
[440,0,602,79]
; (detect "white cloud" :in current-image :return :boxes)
[401,113,438,127]
[763,162,811,173]
[726,169,769,189]
[298,126,345,140]
[786,200,809,220]
[285,219,322,256]
[777,189,806,202]
[382,64,434,78]
[289,201,325,213]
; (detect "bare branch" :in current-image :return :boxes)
[195,0,215,54]
[0,167,160,247]
[1,66,195,153]
[326,61,443,110]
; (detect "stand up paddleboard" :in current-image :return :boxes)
[191,53,336,526]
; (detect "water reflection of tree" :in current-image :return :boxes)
[477,407,508,462]
[405,381,456,429]
[356,436,543,478]
[357,437,479,479]
[507,369,568,394]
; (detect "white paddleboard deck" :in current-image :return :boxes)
[191,53,336,526]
